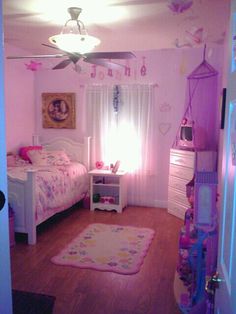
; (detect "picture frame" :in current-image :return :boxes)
[112,160,120,174]
[42,93,76,129]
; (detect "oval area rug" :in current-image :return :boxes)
[51,223,155,275]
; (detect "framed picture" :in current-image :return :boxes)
[42,93,76,129]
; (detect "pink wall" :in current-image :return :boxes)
[4,44,35,152]
[4,43,224,207]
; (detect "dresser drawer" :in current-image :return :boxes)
[168,176,190,193]
[169,164,193,181]
[170,149,194,168]
[168,187,190,207]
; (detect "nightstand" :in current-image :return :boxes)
[88,169,127,213]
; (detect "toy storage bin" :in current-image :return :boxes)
[9,206,15,247]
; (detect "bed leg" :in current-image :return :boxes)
[25,170,37,245]
[28,230,36,245]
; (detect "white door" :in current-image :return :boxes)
[215,1,236,313]
[0,0,13,313]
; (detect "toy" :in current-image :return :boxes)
[194,172,218,230]
[100,196,115,204]
[186,177,195,207]
[93,193,100,203]
[95,161,104,169]
[177,172,218,314]
[25,60,42,71]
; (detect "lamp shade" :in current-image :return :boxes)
[49,33,101,54]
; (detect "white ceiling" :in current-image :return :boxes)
[3,0,230,55]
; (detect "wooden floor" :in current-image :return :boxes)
[10,205,183,314]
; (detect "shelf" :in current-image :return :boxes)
[89,169,127,176]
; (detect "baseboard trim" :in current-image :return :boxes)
[153,200,167,208]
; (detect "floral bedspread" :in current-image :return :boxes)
[8,162,89,224]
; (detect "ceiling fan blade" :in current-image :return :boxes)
[42,44,82,58]
[84,58,125,70]
[42,43,60,51]
[4,13,42,20]
[42,44,82,59]
[52,59,72,70]
[7,54,66,59]
[83,51,135,60]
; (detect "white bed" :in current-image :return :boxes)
[7,137,91,245]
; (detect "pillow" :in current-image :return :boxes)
[46,151,71,166]
[15,155,30,166]
[27,150,48,166]
[19,146,42,162]
[7,154,30,167]
[7,154,16,167]
[28,150,71,166]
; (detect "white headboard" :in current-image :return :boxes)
[35,137,91,170]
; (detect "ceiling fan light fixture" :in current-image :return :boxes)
[49,33,100,54]
[48,7,101,54]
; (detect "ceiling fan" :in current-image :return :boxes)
[7,7,136,70]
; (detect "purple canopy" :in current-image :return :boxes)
[173,48,219,151]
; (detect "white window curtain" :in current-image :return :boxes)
[86,84,157,206]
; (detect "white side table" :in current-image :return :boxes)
[88,169,127,213]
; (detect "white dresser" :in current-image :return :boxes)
[168,149,217,219]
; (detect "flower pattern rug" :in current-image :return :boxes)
[51,223,155,274]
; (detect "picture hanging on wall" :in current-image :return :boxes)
[42,93,76,129]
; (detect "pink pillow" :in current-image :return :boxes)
[19,146,42,162]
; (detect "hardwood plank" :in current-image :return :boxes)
[10,206,182,314]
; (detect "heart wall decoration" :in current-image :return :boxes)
[159,102,172,112]
[95,161,104,169]
[159,123,171,135]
